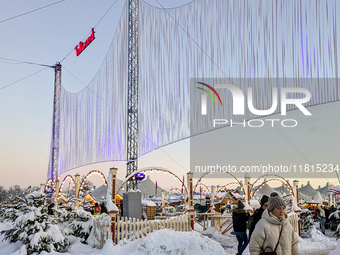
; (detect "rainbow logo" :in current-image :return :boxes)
[196,82,222,106]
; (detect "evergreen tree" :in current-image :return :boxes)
[0,191,69,254]
[68,207,94,243]
[329,210,340,239]
[300,208,315,238]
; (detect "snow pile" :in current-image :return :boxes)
[250,199,260,210]
[200,227,238,254]
[244,202,252,211]
[105,170,118,212]
[141,199,156,207]
[121,229,225,255]
[299,227,338,253]
[328,241,340,255]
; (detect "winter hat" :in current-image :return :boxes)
[260,195,269,207]
[268,192,285,211]
[237,200,245,209]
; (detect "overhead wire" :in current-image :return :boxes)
[0,0,67,24]
[0,67,50,91]
[59,0,121,63]
[0,57,53,68]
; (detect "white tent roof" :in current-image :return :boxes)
[91,176,166,201]
[314,191,324,204]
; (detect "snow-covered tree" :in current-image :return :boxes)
[0,186,7,203]
[329,210,340,239]
[0,191,69,254]
[300,208,315,238]
[54,208,71,223]
[68,207,94,243]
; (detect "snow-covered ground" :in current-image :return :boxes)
[1,221,339,255]
[196,224,339,255]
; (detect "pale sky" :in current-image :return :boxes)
[0,0,339,191]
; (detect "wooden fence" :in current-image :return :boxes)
[288,212,299,233]
[115,214,191,244]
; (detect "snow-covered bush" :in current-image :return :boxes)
[68,208,94,243]
[87,213,110,249]
[330,210,340,239]
[300,208,315,238]
[0,191,69,254]
[54,208,71,223]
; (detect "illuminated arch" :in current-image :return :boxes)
[194,172,246,197]
[193,182,210,193]
[216,182,239,193]
[166,188,185,199]
[251,174,295,199]
[80,170,108,191]
[117,167,188,196]
[60,175,75,191]
[45,178,56,189]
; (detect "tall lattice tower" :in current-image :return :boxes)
[50,62,62,181]
[126,0,139,190]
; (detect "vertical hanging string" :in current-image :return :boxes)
[56,0,339,175]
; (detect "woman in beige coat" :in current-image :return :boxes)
[249,192,299,255]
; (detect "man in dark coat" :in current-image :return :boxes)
[249,195,269,240]
[100,202,108,214]
[232,200,250,255]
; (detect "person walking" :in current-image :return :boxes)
[100,202,108,214]
[232,200,250,255]
[317,204,326,235]
[249,192,299,255]
[93,202,101,216]
[249,195,269,240]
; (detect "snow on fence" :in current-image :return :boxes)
[115,214,191,244]
[288,212,299,233]
[87,214,111,249]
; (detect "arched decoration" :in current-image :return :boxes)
[45,178,56,188]
[117,167,188,196]
[60,175,76,191]
[166,188,185,199]
[193,182,210,193]
[216,182,239,193]
[194,172,246,197]
[80,170,108,190]
[251,174,295,199]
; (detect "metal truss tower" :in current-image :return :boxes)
[126,0,139,190]
[51,62,62,181]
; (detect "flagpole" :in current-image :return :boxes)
[155,181,157,197]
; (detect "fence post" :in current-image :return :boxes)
[55,180,60,209]
[244,173,251,203]
[186,172,195,230]
[75,173,80,209]
[293,180,301,237]
[162,190,165,213]
[109,167,119,244]
[211,185,216,213]
[40,183,45,194]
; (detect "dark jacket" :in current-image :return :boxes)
[100,204,108,214]
[232,208,249,232]
[249,207,264,239]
